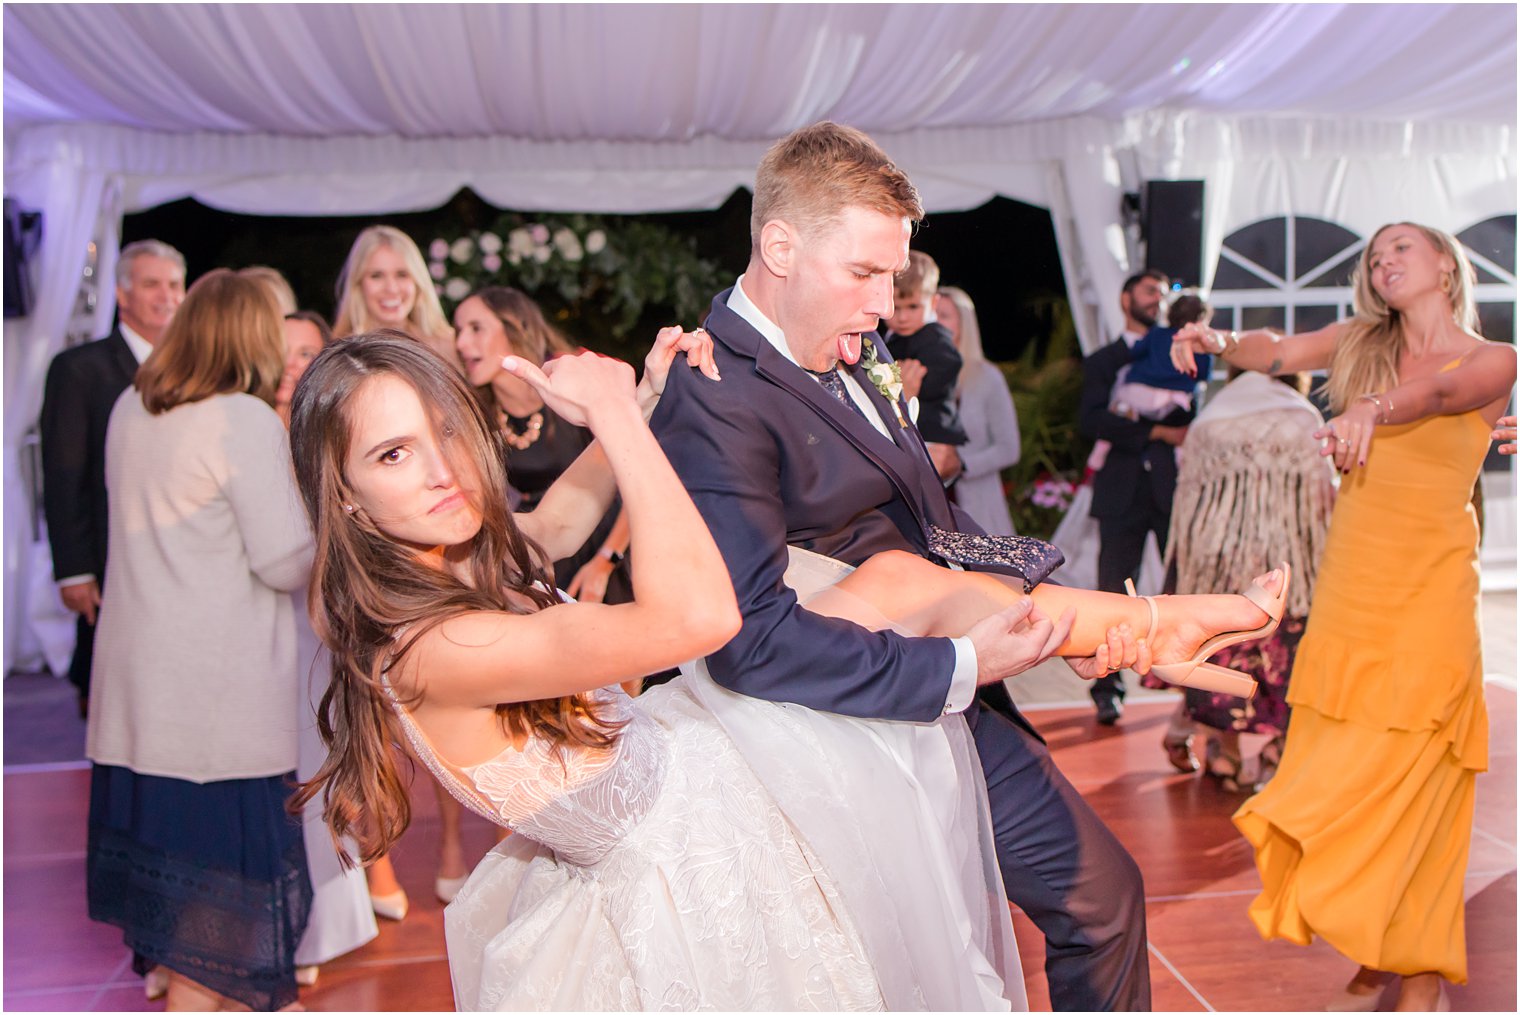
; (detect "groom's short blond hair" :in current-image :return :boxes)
[751,122,923,247]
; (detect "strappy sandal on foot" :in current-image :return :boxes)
[1125,564,1291,699]
[1162,730,1200,772]
[1203,737,1246,792]
[1254,735,1285,791]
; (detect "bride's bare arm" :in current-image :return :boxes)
[516,327,717,561]
[415,352,739,709]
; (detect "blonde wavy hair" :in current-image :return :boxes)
[938,286,987,393]
[332,226,456,364]
[1326,222,1480,412]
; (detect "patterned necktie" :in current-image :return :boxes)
[811,367,868,420]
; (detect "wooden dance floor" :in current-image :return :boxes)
[5,683,1515,1011]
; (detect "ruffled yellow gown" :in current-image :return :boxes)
[1234,398,1490,984]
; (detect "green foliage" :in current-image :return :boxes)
[427,212,728,357]
[990,297,1089,539]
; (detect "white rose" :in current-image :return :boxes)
[444,277,470,300]
[478,232,503,254]
[585,229,607,255]
[532,245,553,264]
[449,237,474,264]
[552,228,583,262]
[508,228,535,259]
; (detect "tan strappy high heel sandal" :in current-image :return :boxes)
[1125,564,1291,699]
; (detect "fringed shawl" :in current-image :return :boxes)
[1166,374,1336,617]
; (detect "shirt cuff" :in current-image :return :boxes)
[56,573,96,589]
[943,637,979,715]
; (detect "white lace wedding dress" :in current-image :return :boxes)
[389,550,1025,1011]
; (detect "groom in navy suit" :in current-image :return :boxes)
[650,123,1150,1010]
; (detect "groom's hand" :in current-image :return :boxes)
[968,600,1075,685]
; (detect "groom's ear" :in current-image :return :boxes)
[758,219,795,278]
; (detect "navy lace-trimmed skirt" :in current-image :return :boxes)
[86,764,312,1011]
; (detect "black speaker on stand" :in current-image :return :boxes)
[1142,180,1204,288]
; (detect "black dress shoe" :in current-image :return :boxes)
[1094,697,1123,726]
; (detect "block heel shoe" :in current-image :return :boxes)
[1125,564,1291,699]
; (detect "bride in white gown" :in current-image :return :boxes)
[291,330,1223,1010]
[288,329,1030,1010]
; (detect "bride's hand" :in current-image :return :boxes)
[501,351,636,429]
[639,325,719,396]
[1170,322,1221,377]
[1066,623,1152,681]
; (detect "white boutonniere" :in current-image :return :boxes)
[859,336,908,428]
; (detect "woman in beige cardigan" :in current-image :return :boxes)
[87,269,314,1011]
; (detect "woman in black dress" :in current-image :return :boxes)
[454,287,631,600]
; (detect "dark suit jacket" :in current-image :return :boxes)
[40,330,138,583]
[1078,338,1191,520]
[651,291,1019,725]
[885,321,969,445]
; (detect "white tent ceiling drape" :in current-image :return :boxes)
[4,3,1516,672]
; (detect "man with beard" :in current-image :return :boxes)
[1078,270,1189,726]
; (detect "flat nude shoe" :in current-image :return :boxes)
[1125,563,1291,699]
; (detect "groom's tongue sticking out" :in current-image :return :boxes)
[837,332,862,366]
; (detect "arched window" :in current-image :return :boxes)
[1210,215,1517,343]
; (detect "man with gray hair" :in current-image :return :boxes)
[41,239,185,716]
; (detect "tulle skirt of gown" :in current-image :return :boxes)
[437,550,1024,1011]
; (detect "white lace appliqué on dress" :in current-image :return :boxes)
[388,682,886,1011]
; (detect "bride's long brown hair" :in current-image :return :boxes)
[287,332,621,864]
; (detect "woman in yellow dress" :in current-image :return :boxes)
[1171,222,1516,1012]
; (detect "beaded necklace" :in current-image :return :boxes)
[501,409,545,451]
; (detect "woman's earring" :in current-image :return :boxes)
[1440,272,1453,294]
[343,503,356,514]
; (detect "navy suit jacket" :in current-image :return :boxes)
[651,291,1011,724]
[40,329,138,583]
[1078,337,1191,520]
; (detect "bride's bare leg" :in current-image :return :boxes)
[804,550,1280,665]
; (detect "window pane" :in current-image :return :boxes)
[1294,218,1361,280]
[1295,305,1340,332]
[1303,252,1360,288]
[1214,257,1275,289]
[1242,306,1286,331]
[1222,218,1287,280]
[1458,216,1517,276]
[1477,301,1515,344]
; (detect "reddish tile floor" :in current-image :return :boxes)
[6,688,1514,1011]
